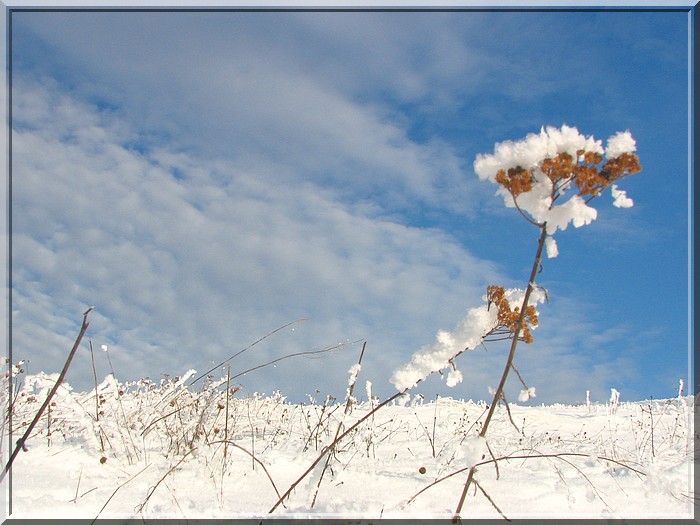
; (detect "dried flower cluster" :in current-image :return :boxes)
[498,150,641,201]
[486,285,538,344]
[495,166,533,197]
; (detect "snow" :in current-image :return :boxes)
[390,303,497,391]
[545,194,598,233]
[446,369,463,387]
[3,373,693,520]
[611,184,634,208]
[473,125,604,183]
[606,130,637,159]
[390,287,547,392]
[518,386,537,402]
[347,363,361,387]
[545,236,559,258]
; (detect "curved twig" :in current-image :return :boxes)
[511,194,544,228]
[208,439,283,502]
[140,341,358,437]
[311,341,367,508]
[473,478,510,521]
[229,340,362,382]
[406,450,645,509]
[189,319,308,386]
[91,463,150,524]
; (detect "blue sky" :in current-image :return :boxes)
[8,8,692,404]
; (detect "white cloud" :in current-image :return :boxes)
[13,78,656,401]
[13,12,480,218]
[10,12,681,404]
[12,79,505,400]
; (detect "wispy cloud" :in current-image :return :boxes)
[10,11,689,403]
[13,78,506,399]
[14,12,486,218]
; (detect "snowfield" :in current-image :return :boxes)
[3,371,696,520]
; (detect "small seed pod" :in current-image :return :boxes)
[419,466,426,475]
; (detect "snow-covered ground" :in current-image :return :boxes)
[3,371,696,520]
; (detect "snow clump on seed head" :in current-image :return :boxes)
[474,125,641,258]
[390,287,546,392]
[605,130,637,159]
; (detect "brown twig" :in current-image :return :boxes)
[263,388,407,519]
[224,365,231,465]
[188,319,308,386]
[473,478,510,521]
[89,340,100,422]
[453,223,548,519]
[91,463,149,524]
[140,341,358,439]
[1,307,94,484]
[229,340,362,382]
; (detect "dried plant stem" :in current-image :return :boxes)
[481,224,548,438]
[89,340,100,421]
[140,342,357,441]
[310,341,366,508]
[135,447,196,514]
[71,468,82,503]
[189,319,308,386]
[264,388,407,519]
[91,463,149,524]
[209,439,283,502]
[1,307,93,484]
[407,450,645,509]
[473,478,510,521]
[224,365,231,464]
[453,224,548,520]
[500,392,520,434]
[228,340,361,383]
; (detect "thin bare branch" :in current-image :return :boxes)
[408,450,646,512]
[485,440,499,480]
[189,319,308,386]
[230,339,361,382]
[209,439,283,503]
[510,362,528,390]
[454,223,548,516]
[263,388,407,519]
[91,463,149,524]
[135,448,196,514]
[473,479,510,521]
[2,307,94,484]
[501,391,520,434]
[311,341,367,508]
